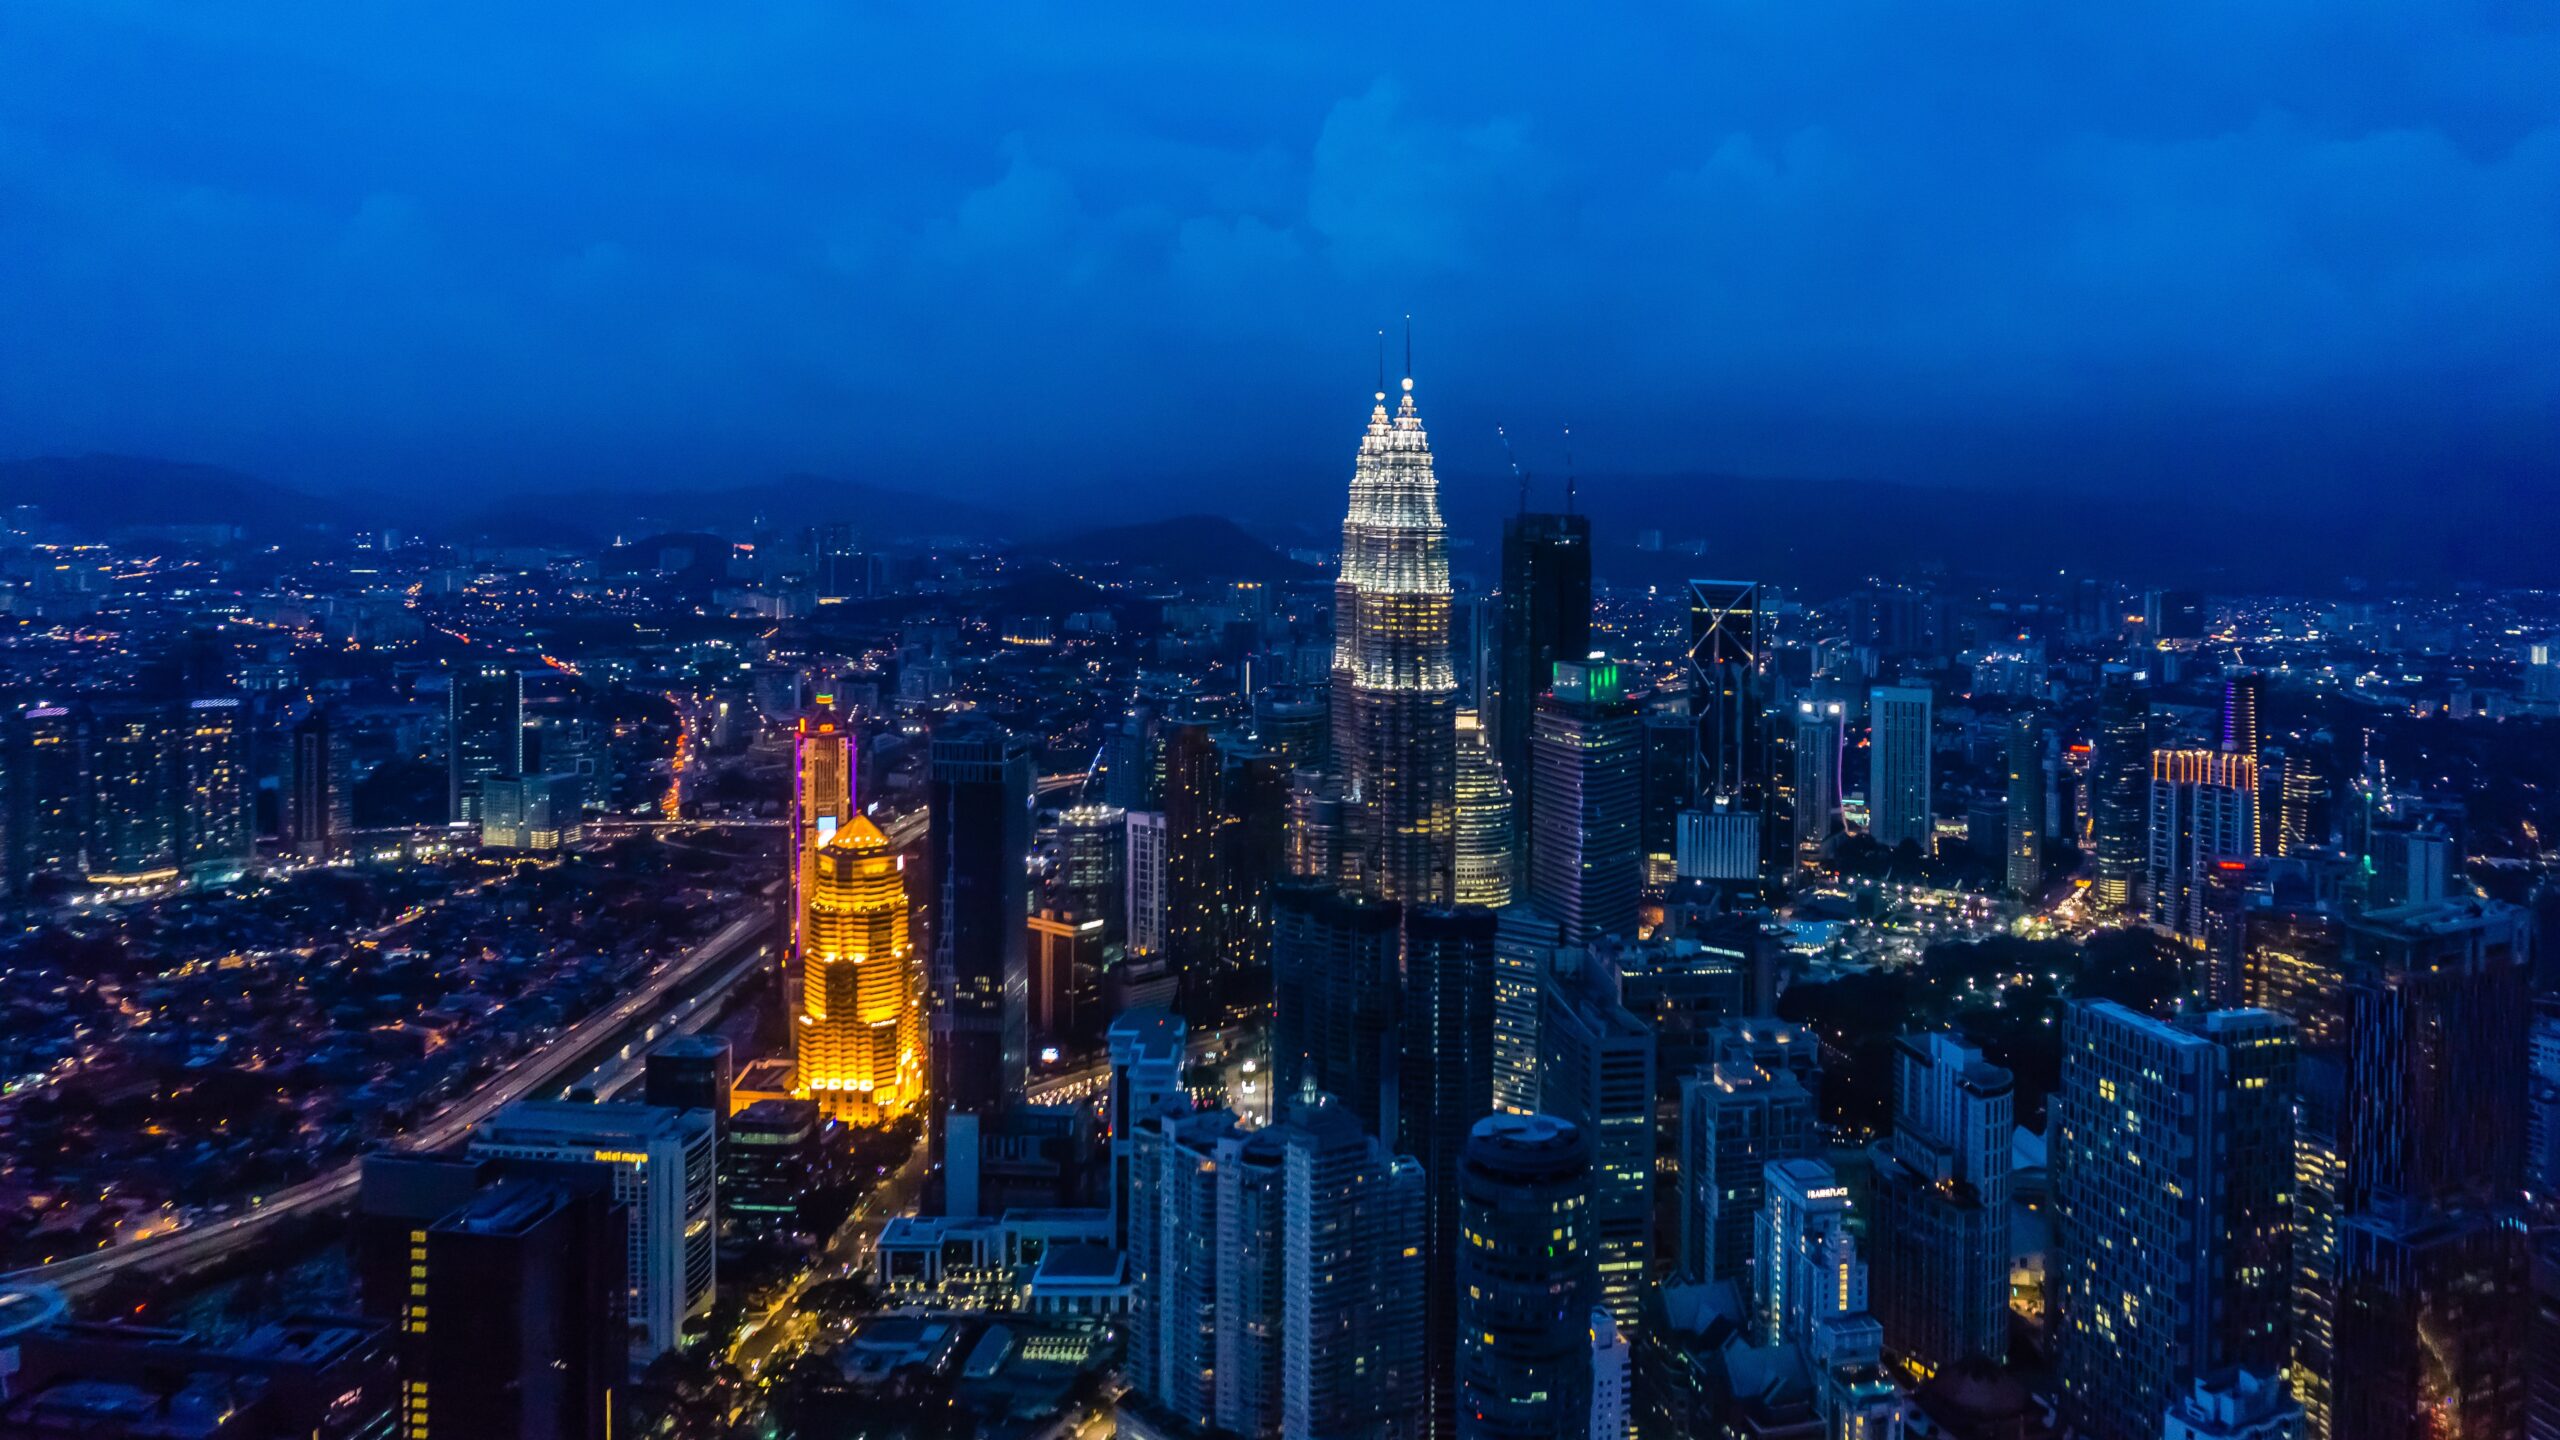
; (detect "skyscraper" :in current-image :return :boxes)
[1269,878,1403,1137]
[1528,658,1642,943]
[16,704,89,884]
[797,815,923,1124]
[1867,684,1934,854]
[1789,700,1844,872]
[2005,711,2044,899]
[1331,373,1459,905]
[400,1176,625,1440]
[2258,745,2318,859]
[790,715,855,981]
[1454,710,1518,908]
[2221,670,2264,763]
[2051,1002,2297,1440]
[448,662,523,826]
[2092,664,2152,912]
[1869,1032,2013,1374]
[1675,1023,1821,1286]
[2323,898,2534,1440]
[1492,903,1563,1115]
[468,1101,718,1358]
[1126,808,1169,962]
[1458,1113,1594,1440]
[1495,512,1593,816]
[1686,579,1764,816]
[1755,1157,1866,1352]
[1161,718,1227,1005]
[88,699,177,884]
[2148,748,2259,939]
[176,696,251,883]
[1279,1088,1428,1440]
[927,718,1032,1118]
[1539,956,1658,1330]
[1402,904,1499,1440]
[290,705,351,860]
[1107,1009,1188,1252]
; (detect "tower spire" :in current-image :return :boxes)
[1563,424,1577,515]
[1377,329,1387,399]
[1404,313,1412,381]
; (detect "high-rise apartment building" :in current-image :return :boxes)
[797,815,923,1123]
[1528,658,1642,943]
[1491,903,1563,1115]
[88,699,177,883]
[1495,511,1592,817]
[1867,684,1934,854]
[1330,374,1458,906]
[176,696,251,883]
[290,705,351,860]
[2148,748,2259,938]
[1107,1009,1189,1252]
[2051,1002,2296,1440]
[1458,1113,1594,1440]
[468,1101,717,1358]
[927,718,1032,1118]
[1269,878,1403,1139]
[448,662,523,826]
[1126,808,1168,961]
[1870,1032,2013,1374]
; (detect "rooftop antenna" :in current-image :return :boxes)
[1562,423,1577,515]
[1498,425,1530,516]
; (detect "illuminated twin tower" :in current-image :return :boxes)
[1330,372,1460,904]
[790,717,922,1123]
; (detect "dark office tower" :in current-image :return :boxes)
[87,699,176,883]
[1103,701,1167,810]
[448,662,523,826]
[176,696,252,883]
[2146,588,2208,642]
[1788,700,1844,874]
[2324,898,2534,1440]
[2052,1002,2297,1440]
[1537,957,1657,1329]
[2005,711,2045,899]
[722,1098,820,1241]
[1870,1033,2014,1374]
[1676,1022,1821,1285]
[1494,511,1593,811]
[1638,701,1695,888]
[927,718,1033,1118]
[1329,373,1459,906]
[1045,803,1127,933]
[1160,720,1224,980]
[2091,663,2152,913]
[1268,879,1403,1139]
[409,1178,626,1440]
[1458,1113,1595,1440]
[1528,658,1643,943]
[1868,683,1934,854]
[1686,580,1764,816]
[290,706,351,859]
[2220,670,2264,761]
[1251,686,1329,774]
[1401,905,1499,1440]
[645,1035,733,1129]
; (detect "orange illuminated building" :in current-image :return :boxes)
[796,815,923,1122]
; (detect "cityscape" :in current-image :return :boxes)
[3,6,2558,1440]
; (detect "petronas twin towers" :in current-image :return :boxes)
[1331,373,1460,905]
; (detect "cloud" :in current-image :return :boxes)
[0,0,2551,510]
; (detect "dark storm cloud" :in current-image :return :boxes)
[1,1,2552,511]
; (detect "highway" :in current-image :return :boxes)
[4,905,778,1297]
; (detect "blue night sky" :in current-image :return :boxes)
[2,2,2554,519]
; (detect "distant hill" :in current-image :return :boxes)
[1025,514,1316,584]
[0,454,341,532]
